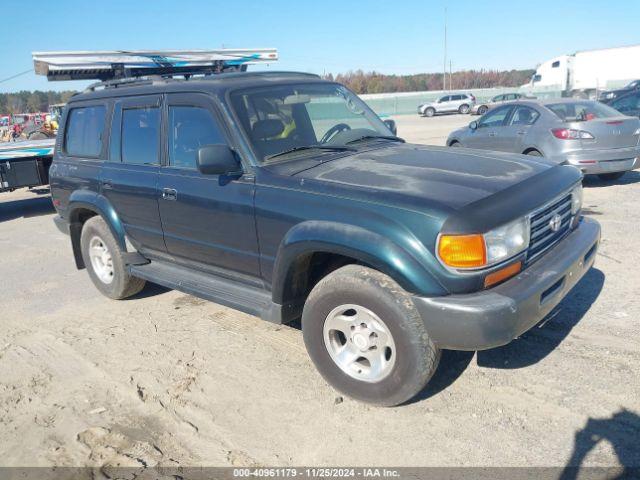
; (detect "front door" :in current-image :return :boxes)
[466,105,514,150]
[100,95,165,252]
[157,93,260,277]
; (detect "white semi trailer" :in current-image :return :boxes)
[523,44,640,98]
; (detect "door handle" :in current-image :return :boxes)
[516,130,526,135]
[101,180,113,190]
[162,188,177,201]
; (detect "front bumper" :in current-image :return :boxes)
[558,147,640,175]
[53,214,69,235]
[412,217,601,351]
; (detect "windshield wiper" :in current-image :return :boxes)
[265,145,356,161]
[345,135,405,145]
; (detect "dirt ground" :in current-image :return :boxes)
[1,114,639,472]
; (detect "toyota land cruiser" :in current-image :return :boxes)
[50,69,601,406]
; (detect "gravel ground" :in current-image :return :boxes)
[0,113,638,472]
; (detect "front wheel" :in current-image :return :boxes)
[302,265,440,407]
[80,216,146,299]
[424,107,435,117]
[477,105,488,115]
[598,171,625,181]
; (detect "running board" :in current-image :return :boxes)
[128,261,298,324]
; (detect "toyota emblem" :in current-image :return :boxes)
[549,214,562,232]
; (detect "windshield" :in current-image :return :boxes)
[230,83,394,163]
[545,101,622,122]
[625,80,639,89]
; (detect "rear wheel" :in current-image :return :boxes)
[477,105,488,115]
[598,171,625,181]
[458,104,470,114]
[526,150,543,157]
[302,265,440,407]
[449,141,462,147]
[80,216,146,299]
[424,107,435,117]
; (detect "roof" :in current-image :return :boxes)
[68,71,325,103]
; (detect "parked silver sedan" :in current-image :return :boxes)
[447,99,640,180]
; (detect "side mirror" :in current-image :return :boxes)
[197,145,241,175]
[469,121,478,130]
[383,119,397,136]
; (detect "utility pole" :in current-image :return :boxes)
[450,60,453,91]
[443,6,447,91]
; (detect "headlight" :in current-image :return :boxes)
[437,217,530,269]
[571,183,583,215]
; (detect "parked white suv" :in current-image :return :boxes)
[418,93,476,117]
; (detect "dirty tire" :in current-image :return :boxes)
[424,107,435,117]
[598,172,625,181]
[477,105,488,115]
[458,104,470,114]
[80,216,146,300]
[302,265,440,407]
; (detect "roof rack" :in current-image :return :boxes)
[32,48,278,81]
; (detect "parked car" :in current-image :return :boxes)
[471,93,524,115]
[52,72,600,407]
[447,99,640,181]
[598,79,640,104]
[418,93,476,116]
[609,90,640,118]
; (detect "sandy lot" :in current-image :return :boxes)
[1,114,639,472]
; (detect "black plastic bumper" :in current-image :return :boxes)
[413,217,601,351]
[53,214,69,235]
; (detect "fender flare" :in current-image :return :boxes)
[67,190,126,268]
[271,221,447,304]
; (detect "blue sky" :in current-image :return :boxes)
[2,0,639,92]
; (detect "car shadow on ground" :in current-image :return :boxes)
[559,409,640,479]
[129,283,171,300]
[0,192,54,223]
[409,267,605,404]
[476,267,605,370]
[583,170,640,188]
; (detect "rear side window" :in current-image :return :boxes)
[451,95,462,101]
[168,106,226,169]
[121,107,160,164]
[64,105,106,157]
[510,106,540,125]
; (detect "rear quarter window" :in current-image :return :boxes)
[64,105,107,157]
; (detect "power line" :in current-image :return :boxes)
[0,69,33,85]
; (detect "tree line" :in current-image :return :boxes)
[324,69,535,94]
[0,91,76,115]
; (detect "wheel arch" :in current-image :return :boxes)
[522,146,545,156]
[271,221,447,306]
[67,191,126,269]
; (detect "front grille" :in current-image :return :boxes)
[526,193,573,263]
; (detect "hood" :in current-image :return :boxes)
[285,143,555,213]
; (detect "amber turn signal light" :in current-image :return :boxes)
[484,261,522,288]
[438,234,486,269]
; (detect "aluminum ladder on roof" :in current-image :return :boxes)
[32,48,279,81]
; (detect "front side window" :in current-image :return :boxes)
[478,106,512,127]
[168,106,226,169]
[121,107,160,165]
[509,106,540,126]
[438,96,450,103]
[230,83,392,162]
[65,105,106,157]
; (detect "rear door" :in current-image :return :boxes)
[500,105,541,153]
[100,95,165,253]
[157,93,260,276]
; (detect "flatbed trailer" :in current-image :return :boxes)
[0,139,55,193]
